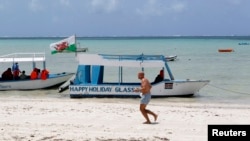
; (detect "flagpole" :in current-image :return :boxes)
[74,34,77,57]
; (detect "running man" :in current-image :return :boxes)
[134,71,158,124]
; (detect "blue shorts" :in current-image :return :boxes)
[140,93,151,105]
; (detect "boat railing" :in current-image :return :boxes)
[0,52,45,63]
[100,54,166,61]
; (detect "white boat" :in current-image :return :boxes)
[165,55,177,61]
[69,53,209,98]
[0,53,74,90]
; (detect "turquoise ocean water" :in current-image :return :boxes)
[1,36,250,105]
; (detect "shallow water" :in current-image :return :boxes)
[1,37,250,105]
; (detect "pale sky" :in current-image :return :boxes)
[0,0,250,37]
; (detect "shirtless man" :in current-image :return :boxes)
[134,71,158,124]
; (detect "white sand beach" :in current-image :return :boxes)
[0,97,250,141]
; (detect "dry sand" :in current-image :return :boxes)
[0,97,250,141]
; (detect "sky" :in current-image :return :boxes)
[0,0,250,37]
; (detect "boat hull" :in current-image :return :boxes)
[69,79,209,98]
[0,72,74,90]
[165,55,177,61]
[218,48,234,52]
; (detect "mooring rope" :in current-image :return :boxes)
[208,84,250,95]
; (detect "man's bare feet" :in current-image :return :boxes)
[154,114,158,122]
[143,121,151,124]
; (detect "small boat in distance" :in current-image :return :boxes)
[218,48,234,53]
[238,43,249,45]
[69,53,209,98]
[0,52,74,90]
[165,55,177,61]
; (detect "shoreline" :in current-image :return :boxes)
[0,97,250,141]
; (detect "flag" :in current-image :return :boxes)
[50,35,76,54]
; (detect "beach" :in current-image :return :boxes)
[1,96,249,141]
[1,37,250,140]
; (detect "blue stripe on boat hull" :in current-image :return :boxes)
[69,93,194,98]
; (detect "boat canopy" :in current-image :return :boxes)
[77,54,166,68]
[0,53,45,63]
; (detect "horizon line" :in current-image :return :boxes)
[1,35,250,38]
